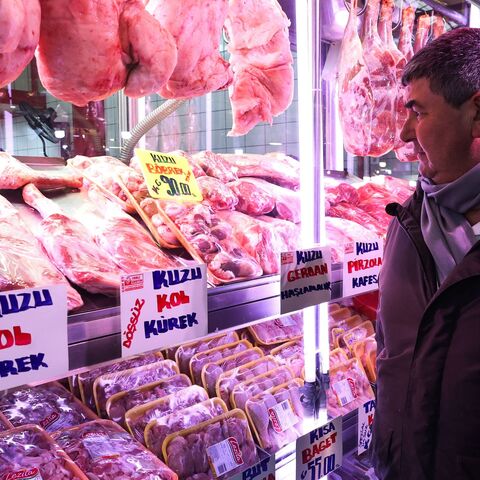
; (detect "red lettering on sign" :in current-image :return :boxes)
[301,432,338,463]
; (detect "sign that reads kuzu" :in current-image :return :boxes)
[135,148,203,202]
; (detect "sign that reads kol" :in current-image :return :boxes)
[342,239,384,297]
[358,399,376,455]
[120,265,208,357]
[280,248,332,315]
[0,285,68,390]
[296,416,342,480]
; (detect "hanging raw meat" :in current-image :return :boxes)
[0,194,83,311]
[432,15,445,39]
[36,0,177,106]
[224,0,294,136]
[337,0,374,156]
[151,0,232,99]
[414,13,431,53]
[0,0,40,88]
[22,184,124,296]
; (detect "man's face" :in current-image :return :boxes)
[400,78,479,184]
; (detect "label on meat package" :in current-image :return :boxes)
[82,433,122,462]
[39,411,71,433]
[268,399,297,433]
[274,316,296,328]
[332,378,357,407]
[4,468,44,480]
[207,437,244,478]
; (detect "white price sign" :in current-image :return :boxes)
[296,416,342,480]
[228,455,275,480]
[358,399,376,455]
[0,285,68,389]
[120,265,208,357]
[342,239,383,297]
[280,248,331,315]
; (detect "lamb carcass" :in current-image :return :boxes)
[414,13,431,53]
[224,0,294,136]
[0,0,40,88]
[36,0,177,105]
[0,194,83,311]
[22,184,124,295]
[151,0,232,98]
[433,16,445,39]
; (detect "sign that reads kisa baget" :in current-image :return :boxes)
[228,455,275,480]
[342,239,383,297]
[120,265,208,357]
[0,285,68,390]
[296,416,342,480]
[280,248,332,315]
[358,399,376,455]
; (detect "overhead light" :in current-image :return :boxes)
[109,138,115,142]
[269,142,282,146]
[10,105,16,109]
[54,130,65,139]
[379,161,387,168]
[234,148,244,154]
[121,131,131,140]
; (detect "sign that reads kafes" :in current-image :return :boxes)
[342,239,384,297]
[280,248,332,315]
[296,416,343,480]
[0,285,68,390]
[358,399,376,455]
[120,265,208,357]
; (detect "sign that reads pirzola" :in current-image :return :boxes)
[135,148,203,202]
[120,266,208,357]
[358,399,376,455]
[0,285,68,389]
[280,248,332,315]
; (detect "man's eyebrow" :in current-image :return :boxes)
[404,99,423,109]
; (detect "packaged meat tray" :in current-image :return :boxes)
[330,348,350,368]
[0,425,88,480]
[327,359,375,417]
[175,332,239,375]
[330,314,364,348]
[245,379,304,453]
[353,336,377,383]
[189,340,252,384]
[215,356,280,408]
[340,321,375,354]
[271,341,304,378]
[106,374,191,427]
[0,382,97,433]
[231,366,294,411]
[93,359,179,417]
[0,411,12,431]
[53,419,177,480]
[201,348,264,397]
[145,398,228,461]
[247,312,303,345]
[78,351,164,410]
[163,409,258,480]
[126,385,209,444]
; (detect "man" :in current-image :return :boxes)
[372,27,480,480]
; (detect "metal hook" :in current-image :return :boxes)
[392,0,404,32]
[222,26,230,45]
[343,0,369,16]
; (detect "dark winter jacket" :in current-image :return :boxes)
[372,183,480,480]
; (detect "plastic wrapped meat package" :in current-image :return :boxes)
[163,409,258,480]
[248,312,303,345]
[271,341,304,378]
[330,348,349,369]
[93,359,179,417]
[175,332,239,375]
[340,321,375,354]
[189,340,252,384]
[0,425,88,480]
[201,348,264,397]
[106,374,192,427]
[231,366,294,411]
[53,420,177,480]
[145,398,228,461]
[78,352,163,411]
[329,313,364,349]
[191,151,238,183]
[0,411,12,431]
[327,359,375,417]
[215,356,280,408]
[246,379,304,453]
[196,176,238,211]
[353,336,377,383]
[126,385,210,444]
[0,382,97,433]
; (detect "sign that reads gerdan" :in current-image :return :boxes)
[358,399,376,455]
[342,239,384,297]
[120,265,208,357]
[0,285,68,390]
[280,247,332,315]
[135,148,203,202]
[296,416,342,480]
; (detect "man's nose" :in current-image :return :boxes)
[400,114,416,143]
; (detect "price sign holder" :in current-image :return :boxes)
[358,399,376,455]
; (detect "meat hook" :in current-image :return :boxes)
[343,0,369,16]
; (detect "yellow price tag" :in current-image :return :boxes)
[134,148,203,202]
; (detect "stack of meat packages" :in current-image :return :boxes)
[1,0,293,136]
[338,0,446,160]
[0,313,304,480]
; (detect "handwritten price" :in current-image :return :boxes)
[152,175,194,197]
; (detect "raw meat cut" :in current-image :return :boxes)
[140,197,181,247]
[151,0,232,99]
[340,320,375,353]
[383,175,415,202]
[433,16,445,39]
[0,194,83,311]
[327,203,387,237]
[36,0,177,105]
[53,420,177,480]
[0,412,11,431]
[22,184,124,295]
[257,216,300,251]
[353,336,377,382]
[197,176,238,211]
[224,0,293,136]
[271,341,304,378]
[0,425,88,480]
[191,151,237,183]
[0,0,40,88]
[330,348,349,369]
[0,152,82,190]
[248,313,303,345]
[337,0,374,156]
[0,382,96,433]
[325,183,360,207]
[361,0,396,156]
[414,13,431,53]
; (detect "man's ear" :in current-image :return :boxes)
[472,92,480,138]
